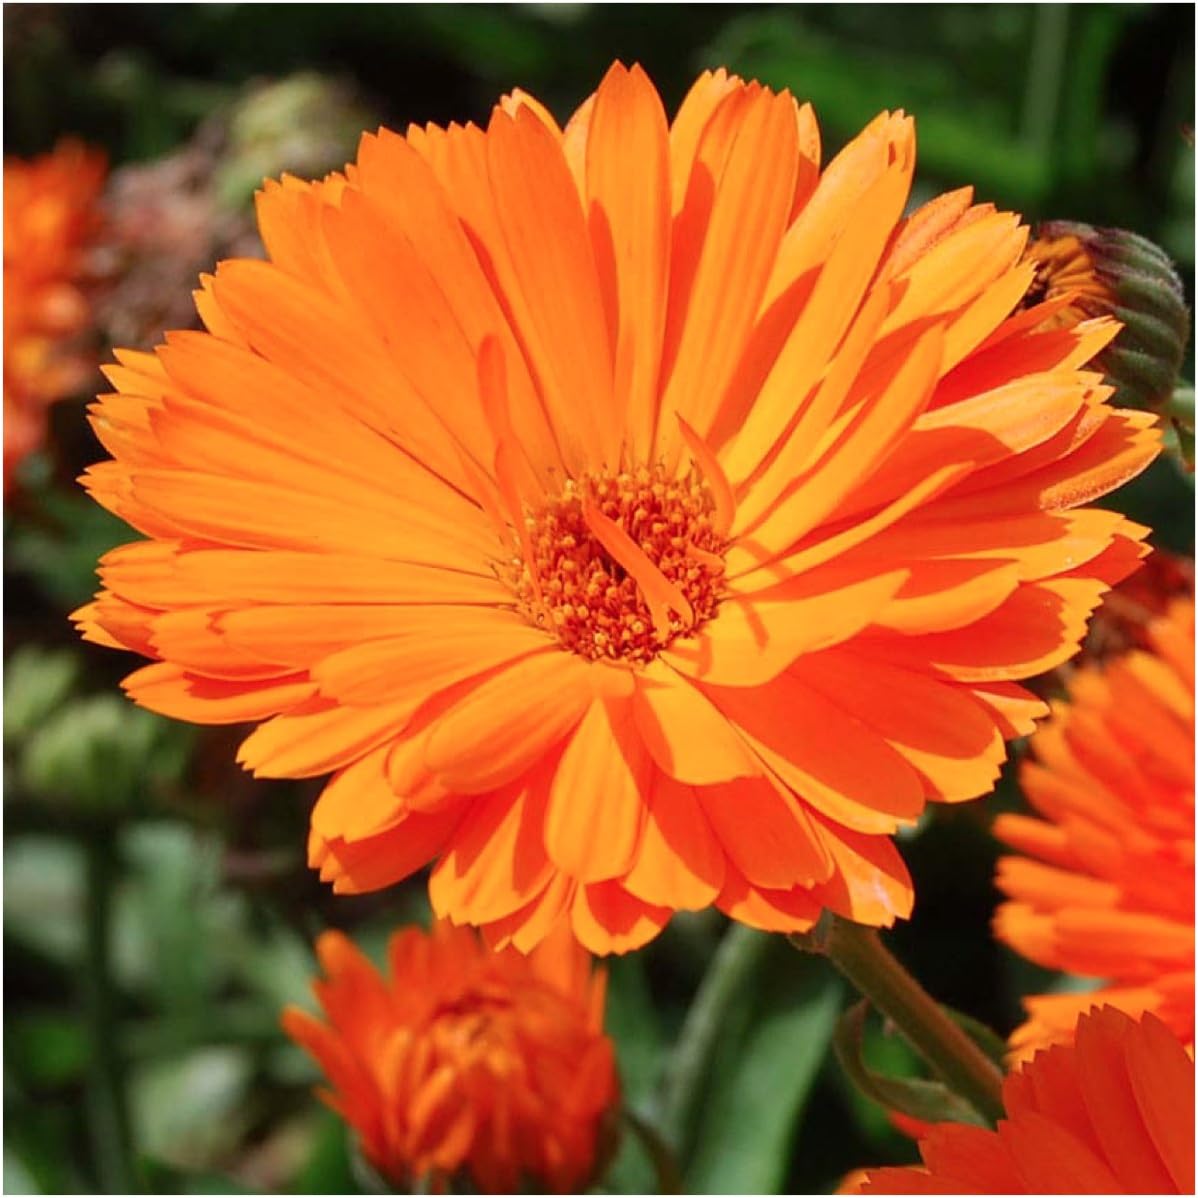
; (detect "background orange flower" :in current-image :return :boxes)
[4,139,105,482]
[77,63,1159,954]
[994,597,1194,1058]
[851,1007,1195,1194]
[282,920,617,1194]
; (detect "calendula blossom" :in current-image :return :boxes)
[76,63,1158,953]
[283,921,616,1193]
[4,139,105,482]
[995,597,1194,1058]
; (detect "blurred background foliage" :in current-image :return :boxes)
[4,4,1193,1194]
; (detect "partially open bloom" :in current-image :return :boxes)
[282,921,616,1193]
[4,140,105,481]
[994,598,1194,1058]
[852,1007,1195,1194]
[1021,222,1189,415]
[77,64,1159,952]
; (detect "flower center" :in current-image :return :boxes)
[505,465,727,664]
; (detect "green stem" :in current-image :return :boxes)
[622,1109,683,1195]
[82,836,138,1193]
[791,916,1006,1126]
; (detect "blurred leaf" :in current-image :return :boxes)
[4,837,85,965]
[20,695,192,814]
[601,954,670,1192]
[833,1001,987,1130]
[7,484,131,611]
[3,646,80,743]
[129,1047,252,1170]
[703,10,1053,204]
[349,1142,390,1195]
[662,926,842,1193]
[231,919,318,1012]
[1,1100,87,1194]
[6,1013,90,1087]
[3,1147,39,1195]
[113,824,248,1016]
[183,1173,255,1195]
[605,952,667,1109]
[293,1109,356,1195]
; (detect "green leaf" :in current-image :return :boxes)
[129,1048,252,1170]
[6,485,131,611]
[113,823,248,1015]
[4,837,86,965]
[6,1013,90,1087]
[20,695,192,814]
[3,646,80,743]
[664,926,842,1193]
[293,1109,356,1195]
[600,953,670,1193]
[833,1001,988,1129]
[605,952,668,1110]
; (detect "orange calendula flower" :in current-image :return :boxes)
[852,1007,1195,1194]
[76,64,1159,953]
[282,921,617,1194]
[994,598,1194,1058]
[4,139,105,481]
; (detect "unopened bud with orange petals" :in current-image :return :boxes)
[283,920,619,1194]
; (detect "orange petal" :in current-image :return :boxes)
[698,774,832,889]
[709,671,926,834]
[545,697,649,882]
[632,659,759,784]
[621,772,726,910]
[429,765,554,924]
[423,650,592,793]
[585,63,671,460]
[571,880,671,955]
[664,566,909,687]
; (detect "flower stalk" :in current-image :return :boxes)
[791,915,1006,1126]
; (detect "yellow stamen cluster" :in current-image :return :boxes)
[508,465,727,664]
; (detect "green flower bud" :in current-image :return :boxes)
[1022,221,1190,415]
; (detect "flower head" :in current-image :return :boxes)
[283,921,617,1193]
[852,1007,1194,1194]
[4,139,105,481]
[994,598,1194,1058]
[77,64,1159,952]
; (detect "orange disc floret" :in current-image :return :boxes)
[850,1008,1195,1194]
[282,920,617,1194]
[4,139,106,481]
[994,597,1194,1058]
[76,63,1160,954]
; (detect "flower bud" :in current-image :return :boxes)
[1023,221,1190,414]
